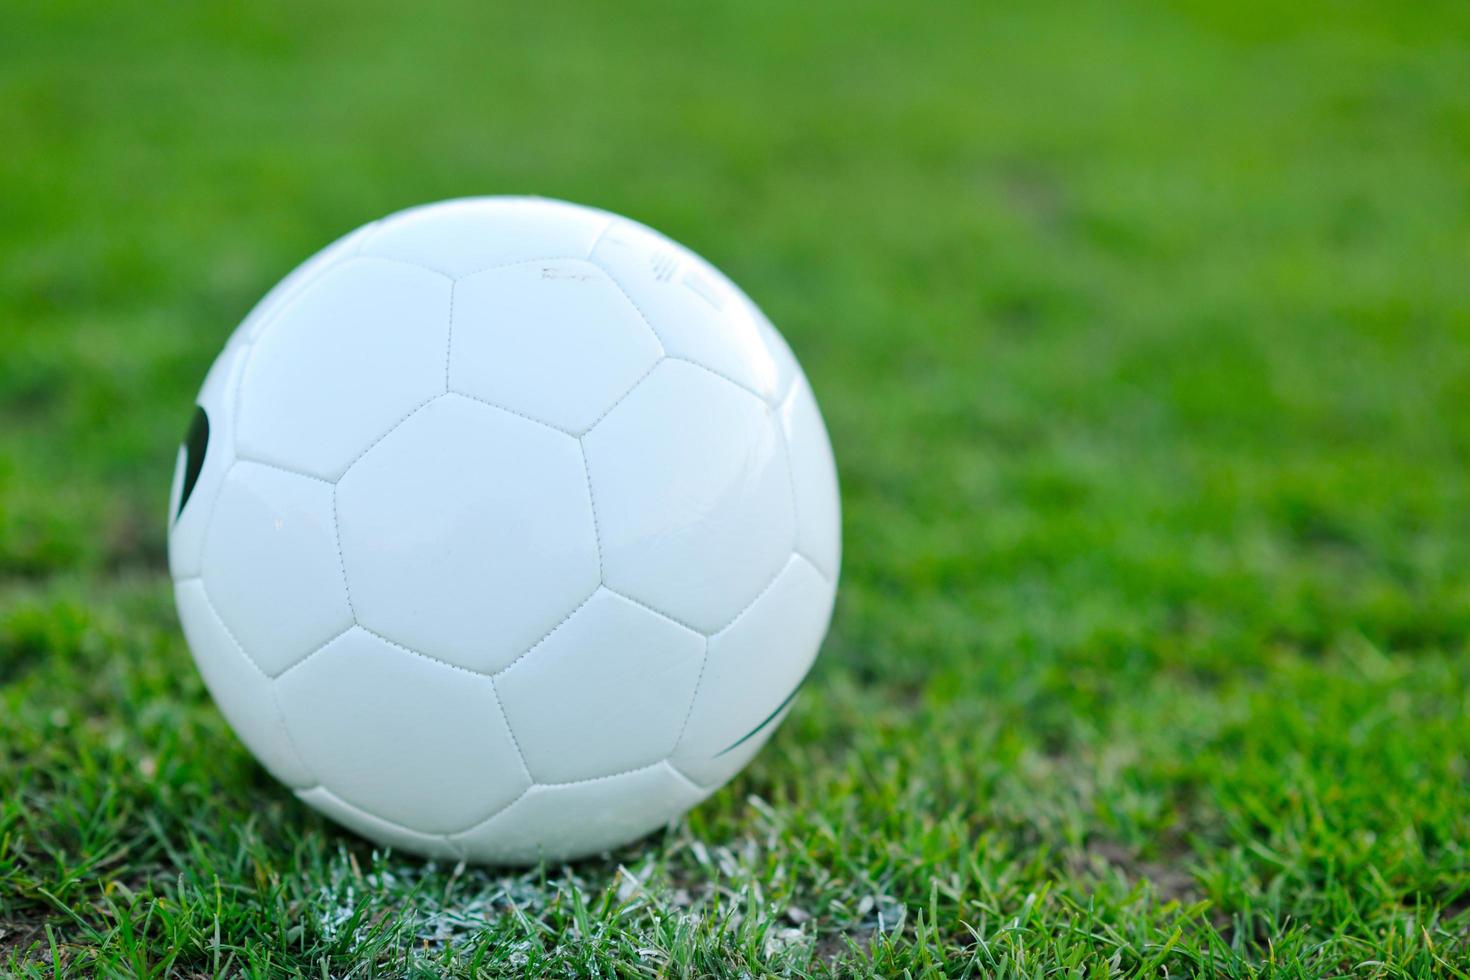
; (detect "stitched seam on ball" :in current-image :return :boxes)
[194,583,318,784]
[348,222,379,258]
[580,258,667,354]
[665,355,769,406]
[334,394,442,482]
[773,396,801,557]
[711,554,794,637]
[451,254,589,282]
[671,636,711,752]
[444,278,456,392]
[600,586,705,636]
[487,677,534,782]
[444,390,578,439]
[576,357,663,437]
[197,572,268,679]
[270,622,356,682]
[539,759,667,788]
[577,441,605,580]
[242,231,371,346]
[787,550,833,593]
[330,483,356,620]
[229,348,254,458]
[352,217,388,259]
[491,588,600,679]
[793,548,835,587]
[349,252,457,281]
[235,238,381,432]
[190,454,238,584]
[665,760,713,791]
[583,216,617,259]
[784,379,841,586]
[762,340,798,408]
[304,785,466,855]
[354,625,503,679]
[230,454,334,485]
[268,683,317,788]
[447,785,532,838]
[579,225,780,408]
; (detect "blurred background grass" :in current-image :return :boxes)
[3,0,1470,974]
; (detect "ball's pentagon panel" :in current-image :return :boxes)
[168,197,841,864]
[334,394,600,674]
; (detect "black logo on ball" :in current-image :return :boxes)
[177,405,210,519]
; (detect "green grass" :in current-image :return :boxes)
[4,0,1470,974]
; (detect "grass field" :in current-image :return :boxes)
[4,0,1470,975]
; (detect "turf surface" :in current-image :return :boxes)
[4,0,1470,975]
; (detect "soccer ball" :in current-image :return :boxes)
[167,197,840,864]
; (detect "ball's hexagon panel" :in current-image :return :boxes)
[448,259,661,433]
[336,395,599,673]
[235,258,451,481]
[236,222,379,346]
[590,219,779,401]
[672,554,834,787]
[297,787,463,862]
[779,376,842,583]
[495,589,705,783]
[200,462,353,677]
[584,359,795,633]
[170,341,251,580]
[359,197,612,278]
[275,627,530,834]
[174,579,313,787]
[449,762,705,864]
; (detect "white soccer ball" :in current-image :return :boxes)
[167,197,841,864]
